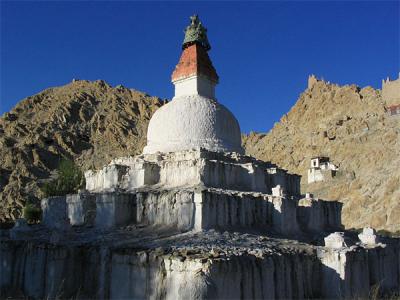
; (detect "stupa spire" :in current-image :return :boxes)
[171,15,219,99]
[182,15,211,51]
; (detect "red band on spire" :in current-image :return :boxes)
[171,44,219,83]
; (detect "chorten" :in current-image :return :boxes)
[143,15,243,154]
[3,14,399,300]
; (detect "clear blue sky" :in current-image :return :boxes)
[1,1,399,133]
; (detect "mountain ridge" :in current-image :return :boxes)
[0,79,163,220]
[243,78,400,231]
[1,77,399,232]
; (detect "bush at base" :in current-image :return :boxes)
[23,204,42,224]
[41,159,85,198]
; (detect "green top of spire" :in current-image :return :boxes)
[182,15,211,51]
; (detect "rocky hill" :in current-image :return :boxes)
[243,77,400,232]
[0,80,163,221]
[1,77,399,232]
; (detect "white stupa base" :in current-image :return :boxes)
[144,95,243,155]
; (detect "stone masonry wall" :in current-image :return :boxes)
[382,76,400,106]
[2,240,399,299]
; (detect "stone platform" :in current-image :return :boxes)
[40,187,342,236]
[1,227,399,299]
[14,146,373,300]
[5,151,395,300]
[84,149,301,196]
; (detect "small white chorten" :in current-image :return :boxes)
[324,232,346,249]
[358,227,380,246]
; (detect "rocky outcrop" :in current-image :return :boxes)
[243,78,400,232]
[0,80,163,221]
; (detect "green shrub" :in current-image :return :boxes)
[23,204,42,224]
[377,229,400,238]
[41,159,85,197]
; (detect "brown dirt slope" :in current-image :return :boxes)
[0,79,163,221]
[243,78,400,232]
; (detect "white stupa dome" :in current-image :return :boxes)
[143,15,243,155]
[143,95,243,154]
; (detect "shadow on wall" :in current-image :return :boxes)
[297,199,343,234]
[319,243,400,299]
